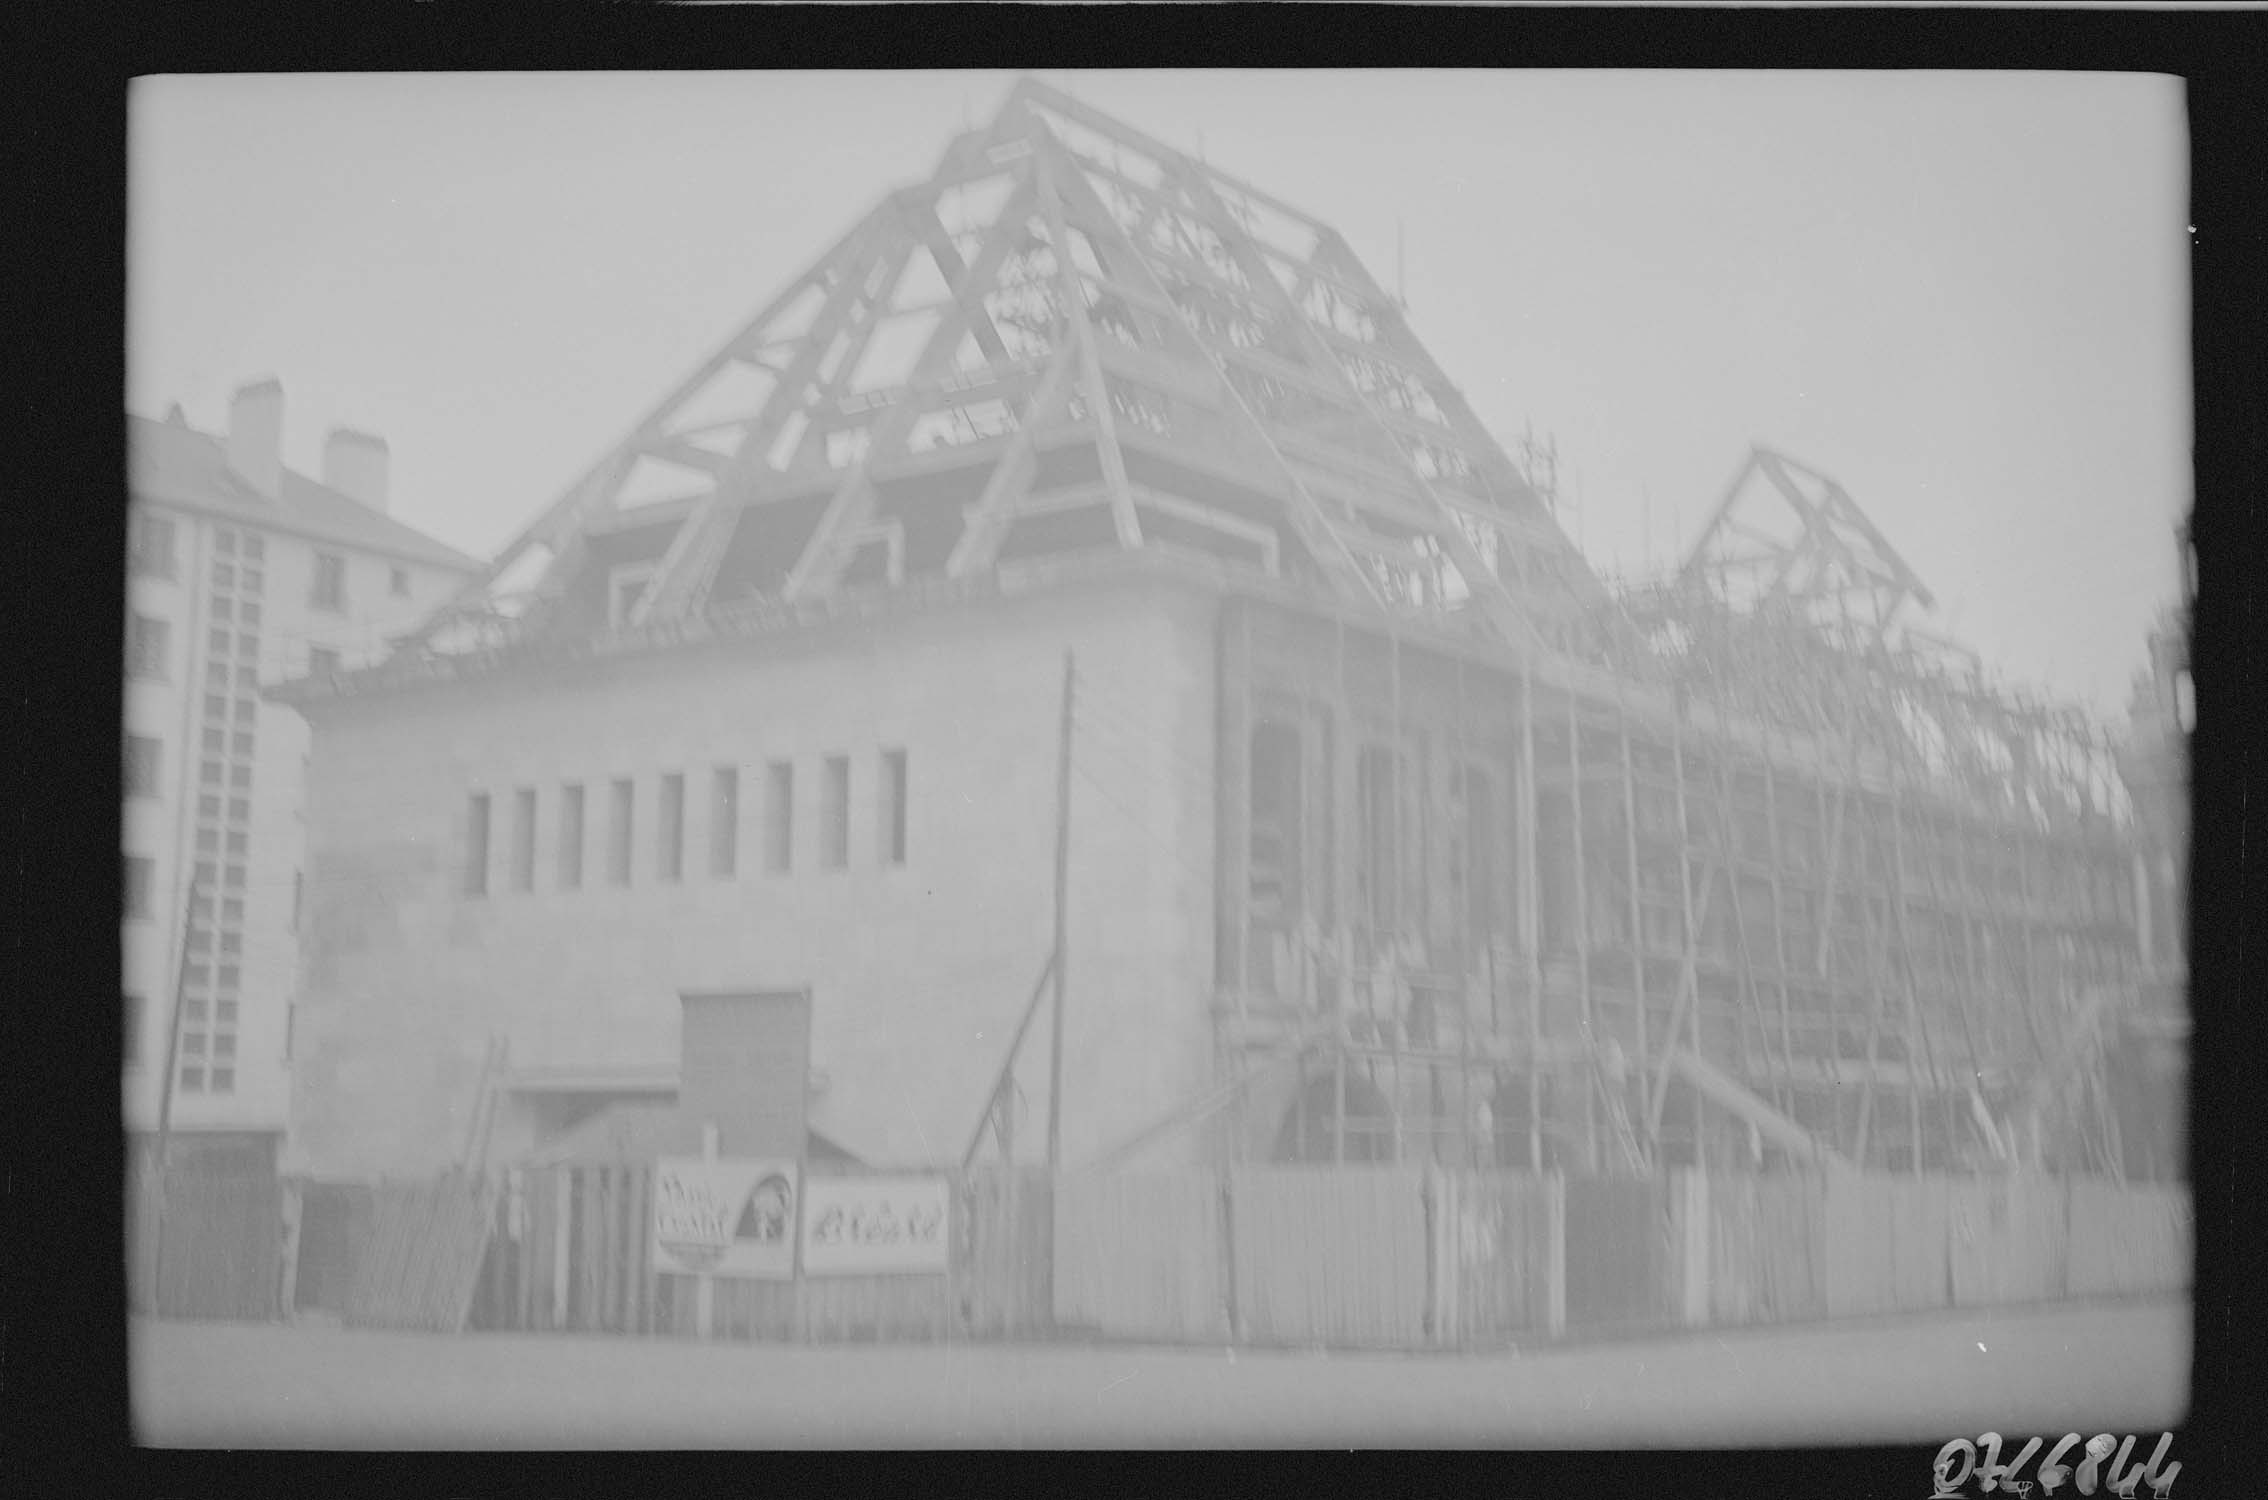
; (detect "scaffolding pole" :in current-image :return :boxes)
[1616,674,1651,1106]
[1518,652,1542,1172]
[1566,682,1597,1169]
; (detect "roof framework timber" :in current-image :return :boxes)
[1603,446,2128,840]
[401,77,1595,666]
[368,80,2129,845]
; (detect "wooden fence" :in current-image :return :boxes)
[1047,1166,2187,1352]
[1703,1171,1825,1326]
[1716,1170,2188,1323]
[187,1161,2184,1355]
[455,1164,1051,1342]
[127,1161,284,1321]
[2065,1178,2191,1299]
[292,1182,375,1317]
[1432,1172,1559,1347]
[1052,1171,1228,1345]
[1229,1167,1430,1349]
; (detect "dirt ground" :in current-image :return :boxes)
[131,1295,2187,1449]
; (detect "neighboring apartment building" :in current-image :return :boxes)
[124,380,481,1161]
[277,82,2161,1185]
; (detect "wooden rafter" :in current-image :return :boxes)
[408,77,1602,663]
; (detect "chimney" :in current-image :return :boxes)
[226,378,284,499]
[676,990,812,1158]
[322,427,390,514]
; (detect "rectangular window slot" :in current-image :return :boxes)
[466,793,491,895]
[511,787,537,892]
[878,749,908,866]
[609,779,634,886]
[559,783,585,889]
[658,773,685,883]
[821,755,850,869]
[711,766,739,878]
[765,761,794,873]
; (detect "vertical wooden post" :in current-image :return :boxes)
[1616,681,1649,1109]
[1679,1169,1710,1328]
[1886,789,1929,1174]
[696,1124,718,1341]
[1566,686,1596,1169]
[1389,628,1405,957]
[1333,618,1357,996]
[1544,1170,1567,1339]
[551,1166,572,1330]
[1759,746,1795,1044]
[1388,994,1405,1164]
[514,1169,536,1331]
[1048,651,1075,1171]
[1221,604,1254,1006]
[2017,832,2046,1083]
[1333,1037,1348,1166]
[276,1177,302,1321]
[1569,685,1605,1161]
[1517,655,1542,1173]
[1452,650,1474,1169]
[1651,706,1700,1146]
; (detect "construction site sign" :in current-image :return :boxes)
[652,1157,798,1279]
[800,1176,951,1277]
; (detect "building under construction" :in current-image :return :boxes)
[279,80,2183,1187]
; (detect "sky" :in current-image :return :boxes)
[127,69,2189,715]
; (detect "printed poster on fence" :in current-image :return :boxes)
[652,1157,798,1279]
[800,1175,951,1276]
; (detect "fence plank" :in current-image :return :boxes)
[1890,1177,1954,1313]
[540,1169,562,1332]
[1706,1173,1827,1327]
[1229,1167,1427,1349]
[514,1171,538,1331]
[151,1169,282,1320]
[800,1273,951,1344]
[1444,1171,1555,1345]
[127,1165,160,1313]
[951,1168,1053,1340]
[1950,1176,2067,1306]
[1823,1170,1898,1318]
[632,1167,654,1335]
[1561,1176,1677,1332]
[2067,1180,2191,1297]
[573,1167,595,1330]
[1823,1173,1954,1318]
[609,1167,626,1331]
[1053,1172,1227,1344]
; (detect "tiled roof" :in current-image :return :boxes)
[128,412,482,573]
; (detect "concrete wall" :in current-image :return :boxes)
[288,578,1220,1178]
